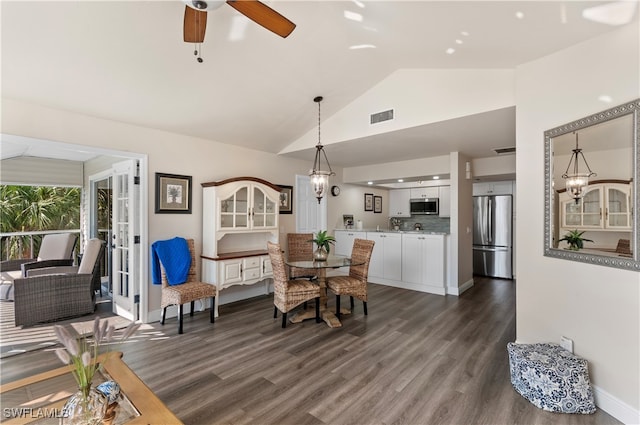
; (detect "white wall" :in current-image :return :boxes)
[515,21,640,423]
[283,69,515,152]
[1,98,322,311]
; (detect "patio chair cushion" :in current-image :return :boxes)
[36,233,77,261]
[0,270,21,301]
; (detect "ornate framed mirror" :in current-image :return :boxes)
[544,98,640,271]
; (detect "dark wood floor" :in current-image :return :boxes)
[1,277,621,425]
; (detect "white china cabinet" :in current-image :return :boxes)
[201,177,280,316]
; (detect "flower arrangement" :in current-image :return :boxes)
[54,318,140,395]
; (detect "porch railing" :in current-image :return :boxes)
[0,230,81,262]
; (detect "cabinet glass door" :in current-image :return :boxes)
[252,186,276,228]
[581,188,601,227]
[607,187,630,228]
[220,187,249,229]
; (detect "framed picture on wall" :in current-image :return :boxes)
[155,172,192,214]
[364,193,374,211]
[278,185,293,214]
[374,196,382,213]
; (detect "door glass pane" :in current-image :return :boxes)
[236,215,248,227]
[254,215,264,227]
[583,214,600,226]
[220,215,233,228]
[610,214,628,227]
[565,214,581,226]
[237,188,248,213]
[608,188,627,213]
[265,197,275,215]
[582,189,599,214]
[265,215,276,227]
[254,187,265,213]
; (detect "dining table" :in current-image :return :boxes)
[285,256,363,328]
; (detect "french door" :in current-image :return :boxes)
[111,160,140,321]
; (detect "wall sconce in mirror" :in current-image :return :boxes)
[544,98,640,271]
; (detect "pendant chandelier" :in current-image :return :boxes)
[562,131,596,202]
[309,96,335,204]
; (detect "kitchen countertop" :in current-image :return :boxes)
[336,228,449,235]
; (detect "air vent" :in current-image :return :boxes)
[370,109,394,124]
[493,146,516,155]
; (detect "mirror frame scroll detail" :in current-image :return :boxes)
[544,98,640,271]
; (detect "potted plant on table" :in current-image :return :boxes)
[310,230,336,261]
[558,229,594,251]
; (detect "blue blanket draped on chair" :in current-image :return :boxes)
[151,237,191,285]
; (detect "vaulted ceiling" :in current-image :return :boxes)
[2,1,636,166]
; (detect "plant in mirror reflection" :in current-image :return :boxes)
[558,229,594,251]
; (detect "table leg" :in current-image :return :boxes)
[289,269,350,328]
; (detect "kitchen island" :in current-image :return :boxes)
[334,229,448,295]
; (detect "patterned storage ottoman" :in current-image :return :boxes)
[507,342,596,414]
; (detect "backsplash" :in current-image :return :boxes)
[391,216,451,233]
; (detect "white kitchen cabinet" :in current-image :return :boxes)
[410,187,439,199]
[438,186,451,217]
[473,181,513,196]
[389,189,411,217]
[560,182,631,230]
[201,177,280,316]
[401,233,445,294]
[366,232,402,281]
[334,230,367,257]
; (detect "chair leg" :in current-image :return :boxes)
[350,296,354,310]
[178,304,184,334]
[315,297,320,323]
[336,295,341,319]
[363,301,368,315]
[281,312,287,328]
[190,300,195,317]
[161,307,167,325]
[210,297,215,323]
[274,306,278,319]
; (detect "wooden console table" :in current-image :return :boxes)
[0,352,182,424]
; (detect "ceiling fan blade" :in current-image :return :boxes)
[184,5,207,43]
[226,0,295,38]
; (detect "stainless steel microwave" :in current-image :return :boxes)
[410,198,439,215]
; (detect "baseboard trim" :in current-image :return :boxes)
[592,384,639,425]
[447,278,474,296]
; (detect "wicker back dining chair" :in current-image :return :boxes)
[286,233,317,280]
[267,241,321,328]
[159,239,216,334]
[326,238,375,319]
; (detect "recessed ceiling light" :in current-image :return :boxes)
[367,181,373,185]
[515,11,525,19]
[461,31,470,36]
[344,10,363,22]
[398,179,404,183]
[598,95,613,103]
[433,176,440,180]
[455,39,463,44]
[349,44,377,50]
[352,0,365,8]
[446,48,455,55]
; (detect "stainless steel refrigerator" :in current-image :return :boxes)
[473,195,513,279]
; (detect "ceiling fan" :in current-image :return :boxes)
[183,0,296,62]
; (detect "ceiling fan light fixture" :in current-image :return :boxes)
[184,0,225,11]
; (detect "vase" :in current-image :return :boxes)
[314,247,328,261]
[62,385,108,425]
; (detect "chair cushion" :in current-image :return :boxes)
[78,239,102,274]
[37,233,76,261]
[0,270,21,301]
[326,276,367,300]
[161,282,216,308]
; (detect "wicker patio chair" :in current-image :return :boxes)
[13,238,103,327]
[0,233,77,301]
[159,239,216,334]
[286,233,317,280]
[326,238,375,319]
[267,241,321,328]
